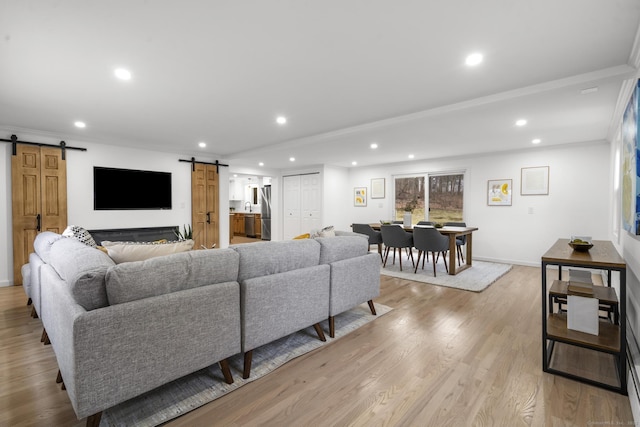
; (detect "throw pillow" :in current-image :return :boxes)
[62,225,97,248]
[101,239,194,264]
[293,233,310,239]
[311,225,335,238]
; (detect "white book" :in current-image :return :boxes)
[567,295,599,335]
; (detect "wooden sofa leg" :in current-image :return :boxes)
[61,381,66,390]
[219,359,234,384]
[56,369,63,384]
[367,300,377,316]
[329,316,335,338]
[86,412,102,427]
[42,329,50,345]
[27,297,32,306]
[31,306,38,318]
[313,323,326,342]
[243,351,253,379]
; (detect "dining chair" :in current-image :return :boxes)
[351,223,384,261]
[380,225,415,271]
[444,221,466,266]
[416,221,434,226]
[412,226,449,276]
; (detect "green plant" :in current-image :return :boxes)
[174,224,193,240]
[403,198,418,212]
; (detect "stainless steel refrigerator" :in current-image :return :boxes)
[260,185,271,240]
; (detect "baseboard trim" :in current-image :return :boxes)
[0,280,13,287]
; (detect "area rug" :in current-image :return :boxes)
[100,303,392,426]
[379,255,512,292]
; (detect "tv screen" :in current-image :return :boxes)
[94,167,172,210]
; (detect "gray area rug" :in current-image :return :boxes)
[379,255,512,292]
[100,303,392,426]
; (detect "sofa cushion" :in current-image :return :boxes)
[316,235,369,265]
[33,231,65,264]
[233,239,321,282]
[48,237,115,310]
[105,248,240,305]
[101,239,194,263]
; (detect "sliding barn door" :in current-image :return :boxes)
[192,163,219,250]
[12,145,67,285]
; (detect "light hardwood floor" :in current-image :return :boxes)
[0,265,633,426]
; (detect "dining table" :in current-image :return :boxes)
[370,223,479,275]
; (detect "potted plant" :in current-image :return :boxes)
[174,224,193,241]
[403,199,417,226]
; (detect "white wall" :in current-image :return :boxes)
[1,131,232,286]
[344,141,610,266]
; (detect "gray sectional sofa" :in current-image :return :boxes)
[27,230,380,425]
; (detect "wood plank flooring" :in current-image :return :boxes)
[0,265,633,426]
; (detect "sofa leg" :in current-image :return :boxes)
[367,300,377,316]
[313,323,326,342]
[329,316,335,338]
[27,297,32,306]
[243,351,253,379]
[219,359,234,384]
[56,369,63,384]
[86,412,102,427]
[42,329,50,345]
[31,306,38,318]
[61,380,66,390]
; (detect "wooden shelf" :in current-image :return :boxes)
[546,313,620,352]
[549,280,618,305]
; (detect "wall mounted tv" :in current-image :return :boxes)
[94,166,172,210]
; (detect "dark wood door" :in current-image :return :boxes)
[12,145,67,285]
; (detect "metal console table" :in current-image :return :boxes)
[541,238,627,394]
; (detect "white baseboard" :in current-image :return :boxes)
[0,280,13,287]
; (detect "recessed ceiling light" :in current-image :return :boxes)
[408,154,415,159]
[74,121,86,128]
[532,138,541,144]
[114,68,132,80]
[276,116,287,125]
[351,161,357,166]
[233,174,238,178]
[259,162,264,166]
[198,141,206,148]
[370,143,378,149]
[515,119,527,126]
[465,52,483,66]
[289,157,295,162]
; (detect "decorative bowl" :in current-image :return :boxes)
[568,241,593,252]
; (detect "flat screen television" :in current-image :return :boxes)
[94,166,172,210]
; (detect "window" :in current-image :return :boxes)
[428,174,464,223]
[393,172,464,224]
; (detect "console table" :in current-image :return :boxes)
[541,239,627,394]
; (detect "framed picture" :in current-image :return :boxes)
[487,179,512,206]
[371,178,385,199]
[354,187,367,206]
[521,166,549,195]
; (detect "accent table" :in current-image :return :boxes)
[541,238,627,394]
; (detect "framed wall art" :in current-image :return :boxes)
[354,187,367,206]
[487,179,512,206]
[371,178,385,199]
[521,166,549,195]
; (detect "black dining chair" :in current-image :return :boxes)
[416,221,434,226]
[351,223,384,261]
[444,221,466,266]
[412,226,449,276]
[380,225,415,271]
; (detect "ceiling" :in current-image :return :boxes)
[1,1,640,170]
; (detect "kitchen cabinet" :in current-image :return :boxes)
[233,213,245,236]
[229,179,243,201]
[254,214,261,239]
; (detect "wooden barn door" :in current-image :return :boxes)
[191,163,219,250]
[12,145,67,285]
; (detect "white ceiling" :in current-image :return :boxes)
[1,1,639,170]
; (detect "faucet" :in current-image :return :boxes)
[245,201,252,212]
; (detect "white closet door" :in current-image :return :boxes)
[283,175,301,239]
[301,173,321,233]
